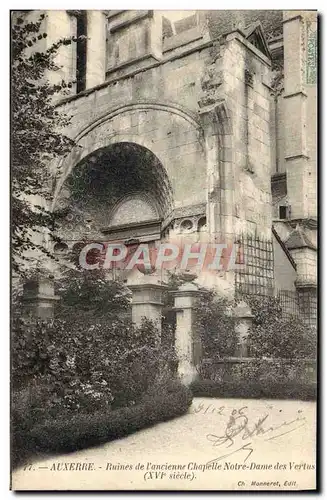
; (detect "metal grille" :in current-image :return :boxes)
[298,288,317,328]
[277,289,301,319]
[235,287,317,327]
[235,233,274,296]
[234,234,317,326]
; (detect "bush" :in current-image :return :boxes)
[247,315,316,359]
[11,309,177,415]
[190,286,316,362]
[192,356,317,401]
[194,289,237,358]
[190,378,316,401]
[16,380,192,456]
[11,270,186,467]
[244,294,316,359]
[55,268,131,321]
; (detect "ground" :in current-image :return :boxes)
[12,397,316,491]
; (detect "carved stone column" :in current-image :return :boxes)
[197,44,234,243]
[171,282,202,385]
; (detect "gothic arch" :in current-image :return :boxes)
[75,101,203,141]
[52,100,204,210]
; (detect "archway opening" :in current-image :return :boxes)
[55,142,173,244]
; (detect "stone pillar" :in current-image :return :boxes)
[283,11,316,220]
[233,300,254,357]
[199,97,234,242]
[22,276,60,319]
[128,273,166,333]
[45,10,77,95]
[171,282,202,385]
[86,10,107,89]
[149,11,163,60]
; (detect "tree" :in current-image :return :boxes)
[11,12,76,275]
[56,267,132,322]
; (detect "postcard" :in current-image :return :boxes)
[11,9,317,491]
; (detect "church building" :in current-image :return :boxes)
[19,10,318,327]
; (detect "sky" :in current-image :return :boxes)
[158,10,196,21]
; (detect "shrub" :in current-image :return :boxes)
[189,286,316,362]
[247,316,316,359]
[193,356,317,401]
[12,267,176,413]
[55,268,131,322]
[18,380,192,455]
[12,271,185,465]
[12,314,177,415]
[244,294,317,359]
[190,378,316,401]
[194,289,237,358]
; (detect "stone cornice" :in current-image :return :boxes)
[56,36,220,107]
[282,14,303,25]
[289,218,318,230]
[283,90,308,99]
[285,153,310,161]
[109,11,152,34]
[101,218,161,234]
[225,30,272,67]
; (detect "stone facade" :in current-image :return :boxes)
[271,11,317,325]
[19,10,317,325]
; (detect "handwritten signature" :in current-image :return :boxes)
[204,406,307,464]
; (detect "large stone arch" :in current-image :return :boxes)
[54,141,174,244]
[52,98,235,251]
[52,101,206,211]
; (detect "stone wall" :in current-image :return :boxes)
[222,32,272,240]
[272,232,297,291]
[270,11,317,298]
[56,99,206,211]
[45,11,77,92]
[54,26,273,244]
[14,10,317,300]
[283,11,317,221]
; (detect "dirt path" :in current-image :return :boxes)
[12,397,316,490]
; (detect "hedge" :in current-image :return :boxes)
[190,379,317,401]
[13,381,192,459]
